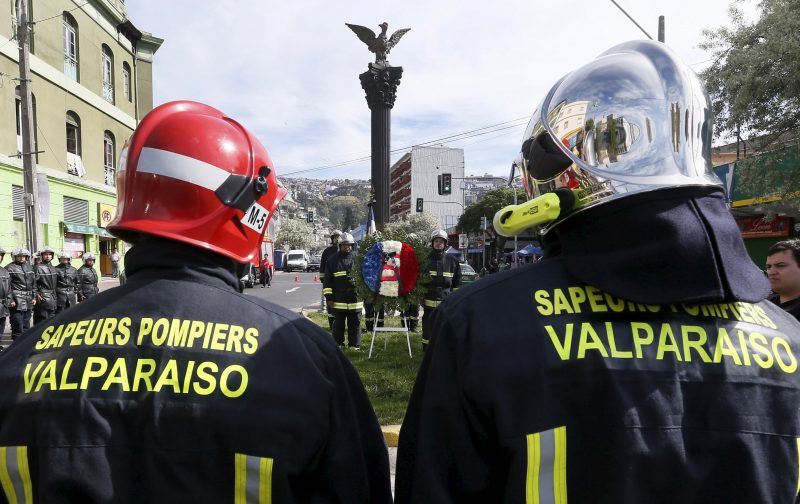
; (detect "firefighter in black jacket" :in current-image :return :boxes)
[6,247,35,341]
[396,41,800,503]
[0,101,392,502]
[77,252,99,302]
[55,250,78,314]
[319,229,341,329]
[33,246,58,324]
[323,232,363,349]
[421,229,461,350]
[0,247,11,340]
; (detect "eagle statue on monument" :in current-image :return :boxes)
[345,22,411,65]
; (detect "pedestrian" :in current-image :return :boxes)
[0,101,391,502]
[0,247,11,341]
[480,257,500,277]
[76,252,99,302]
[33,246,58,324]
[54,250,78,314]
[395,40,800,503]
[259,254,272,288]
[766,239,800,320]
[323,232,363,349]
[320,229,341,329]
[110,248,121,278]
[421,229,461,351]
[5,247,35,341]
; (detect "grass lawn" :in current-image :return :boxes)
[304,311,423,425]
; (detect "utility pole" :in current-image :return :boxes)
[16,0,41,253]
[658,16,665,43]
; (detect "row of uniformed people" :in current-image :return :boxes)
[322,229,461,351]
[0,247,99,341]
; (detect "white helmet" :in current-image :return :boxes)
[58,250,71,259]
[12,247,30,257]
[339,232,355,245]
[40,246,55,255]
[331,229,342,237]
[83,252,96,261]
[430,229,448,243]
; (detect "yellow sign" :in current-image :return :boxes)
[98,203,116,228]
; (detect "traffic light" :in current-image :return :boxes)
[307,211,314,223]
[442,173,452,195]
[416,198,424,212]
[437,175,443,195]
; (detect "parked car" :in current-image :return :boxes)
[284,250,309,272]
[460,263,478,284]
[307,254,322,272]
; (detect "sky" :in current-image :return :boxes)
[125,0,757,181]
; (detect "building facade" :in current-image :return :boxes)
[389,145,465,229]
[0,0,161,273]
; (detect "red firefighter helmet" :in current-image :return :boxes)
[108,101,287,263]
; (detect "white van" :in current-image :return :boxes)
[284,250,309,272]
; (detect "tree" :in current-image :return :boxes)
[342,207,356,232]
[700,0,800,208]
[457,187,516,258]
[387,211,440,238]
[276,218,314,251]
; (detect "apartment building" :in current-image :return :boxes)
[0,0,160,273]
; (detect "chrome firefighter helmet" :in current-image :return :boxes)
[12,247,30,257]
[339,232,355,246]
[516,40,721,234]
[40,246,55,256]
[430,229,448,244]
[331,229,342,238]
[83,252,96,261]
[58,250,71,260]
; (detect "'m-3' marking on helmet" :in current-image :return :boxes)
[242,202,269,234]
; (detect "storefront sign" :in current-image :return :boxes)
[98,203,116,228]
[737,215,793,239]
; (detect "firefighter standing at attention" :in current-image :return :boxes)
[33,246,58,324]
[319,229,342,329]
[323,232,363,349]
[421,229,461,351]
[395,41,800,503]
[0,101,392,502]
[54,250,78,314]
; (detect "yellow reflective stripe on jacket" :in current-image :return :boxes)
[428,270,454,277]
[332,302,364,310]
[423,299,442,308]
[322,288,333,295]
[333,271,348,277]
[0,446,33,504]
[235,452,273,504]
[526,426,567,504]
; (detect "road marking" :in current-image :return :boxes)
[285,287,300,293]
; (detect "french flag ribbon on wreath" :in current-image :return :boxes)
[361,240,419,297]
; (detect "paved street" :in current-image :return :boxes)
[242,270,325,312]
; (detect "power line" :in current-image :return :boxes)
[280,117,528,177]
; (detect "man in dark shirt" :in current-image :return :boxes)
[766,239,800,320]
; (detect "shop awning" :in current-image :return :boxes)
[62,221,114,238]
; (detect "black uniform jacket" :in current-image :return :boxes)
[0,268,11,318]
[0,239,391,503]
[33,262,58,311]
[319,244,337,276]
[396,189,800,503]
[323,251,362,312]
[424,249,461,305]
[6,262,35,312]
[55,263,78,308]
[77,265,99,299]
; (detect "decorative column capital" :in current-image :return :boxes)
[359,63,403,109]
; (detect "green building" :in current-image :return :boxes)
[0,0,161,273]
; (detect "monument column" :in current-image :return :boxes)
[359,63,403,228]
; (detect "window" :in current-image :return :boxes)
[14,86,38,162]
[12,185,24,221]
[122,62,131,102]
[66,112,84,176]
[63,13,78,81]
[101,45,114,103]
[63,196,89,224]
[103,131,115,186]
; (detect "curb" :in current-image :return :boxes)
[382,425,401,447]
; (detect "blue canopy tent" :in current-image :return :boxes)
[445,246,464,262]
[516,244,543,257]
